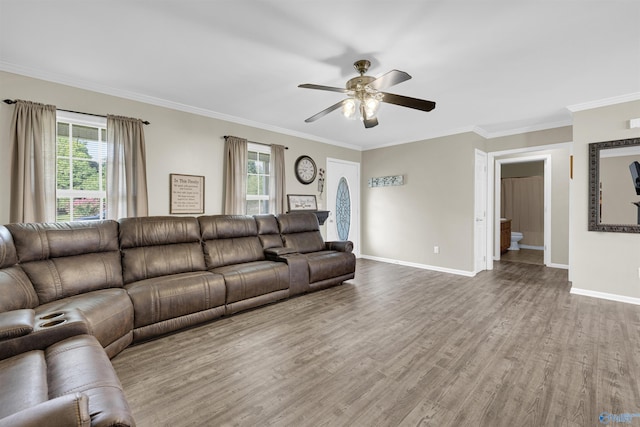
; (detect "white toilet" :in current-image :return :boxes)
[508,232,524,251]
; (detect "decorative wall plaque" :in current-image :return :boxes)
[170,174,205,214]
[368,175,404,188]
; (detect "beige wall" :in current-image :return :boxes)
[0,71,361,228]
[361,132,484,273]
[571,100,640,299]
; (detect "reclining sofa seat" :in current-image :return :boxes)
[198,215,289,315]
[119,216,226,343]
[0,334,135,427]
[276,212,356,292]
[4,221,133,358]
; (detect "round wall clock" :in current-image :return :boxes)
[294,155,317,184]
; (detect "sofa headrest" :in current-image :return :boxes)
[119,216,201,249]
[198,215,258,240]
[277,213,320,234]
[5,221,119,263]
[254,215,279,235]
[0,225,18,268]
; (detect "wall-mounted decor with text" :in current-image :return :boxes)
[287,194,317,211]
[170,174,205,214]
[368,175,404,188]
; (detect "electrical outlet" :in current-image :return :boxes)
[434,246,440,254]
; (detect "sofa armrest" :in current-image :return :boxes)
[0,393,91,427]
[325,241,354,253]
[0,309,90,360]
[0,309,34,340]
[264,247,298,260]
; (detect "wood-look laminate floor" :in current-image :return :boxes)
[500,248,544,265]
[111,259,640,427]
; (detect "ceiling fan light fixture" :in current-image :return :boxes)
[342,98,357,119]
[363,96,380,119]
[299,59,436,129]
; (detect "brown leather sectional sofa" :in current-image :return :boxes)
[0,212,355,427]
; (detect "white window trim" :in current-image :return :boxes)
[56,111,108,221]
[246,143,271,214]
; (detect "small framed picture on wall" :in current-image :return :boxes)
[170,174,205,214]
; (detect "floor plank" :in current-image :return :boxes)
[111,259,640,427]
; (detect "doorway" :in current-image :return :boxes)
[493,154,551,266]
[326,158,361,257]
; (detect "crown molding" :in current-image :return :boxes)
[476,119,573,139]
[0,61,362,152]
[566,92,640,112]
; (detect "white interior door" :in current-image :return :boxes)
[475,149,488,273]
[326,158,360,256]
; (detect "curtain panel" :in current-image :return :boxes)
[501,176,544,246]
[9,100,57,223]
[224,136,248,215]
[270,144,286,214]
[106,115,149,219]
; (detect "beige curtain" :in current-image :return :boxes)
[106,115,149,219]
[501,176,544,246]
[223,136,247,215]
[270,144,286,214]
[9,100,57,223]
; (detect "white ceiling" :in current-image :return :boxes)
[1,1,639,150]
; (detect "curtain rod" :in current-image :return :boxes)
[3,99,150,125]
[223,135,288,150]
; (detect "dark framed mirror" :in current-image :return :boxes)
[589,137,640,233]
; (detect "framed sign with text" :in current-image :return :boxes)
[170,174,204,214]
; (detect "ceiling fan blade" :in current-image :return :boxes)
[298,83,348,94]
[304,100,347,123]
[380,92,436,112]
[367,70,411,91]
[363,116,379,128]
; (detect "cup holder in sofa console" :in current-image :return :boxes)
[39,312,65,320]
[39,319,67,328]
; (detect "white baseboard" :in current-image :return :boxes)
[359,254,476,277]
[570,287,640,306]
[519,245,544,250]
[548,263,569,270]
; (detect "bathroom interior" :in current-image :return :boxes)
[500,160,545,265]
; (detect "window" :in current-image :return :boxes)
[56,112,107,221]
[246,143,271,215]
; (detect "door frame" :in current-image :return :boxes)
[326,157,361,257]
[487,152,552,268]
[474,149,488,273]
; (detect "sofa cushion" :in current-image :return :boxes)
[45,335,135,427]
[305,251,357,283]
[125,271,226,328]
[277,213,325,253]
[21,252,123,304]
[0,266,39,312]
[6,221,119,263]
[199,216,265,268]
[254,214,283,249]
[119,216,207,284]
[6,221,123,305]
[0,225,18,268]
[0,309,34,340]
[0,393,90,427]
[212,261,289,304]
[0,225,41,312]
[0,351,48,419]
[36,288,134,353]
